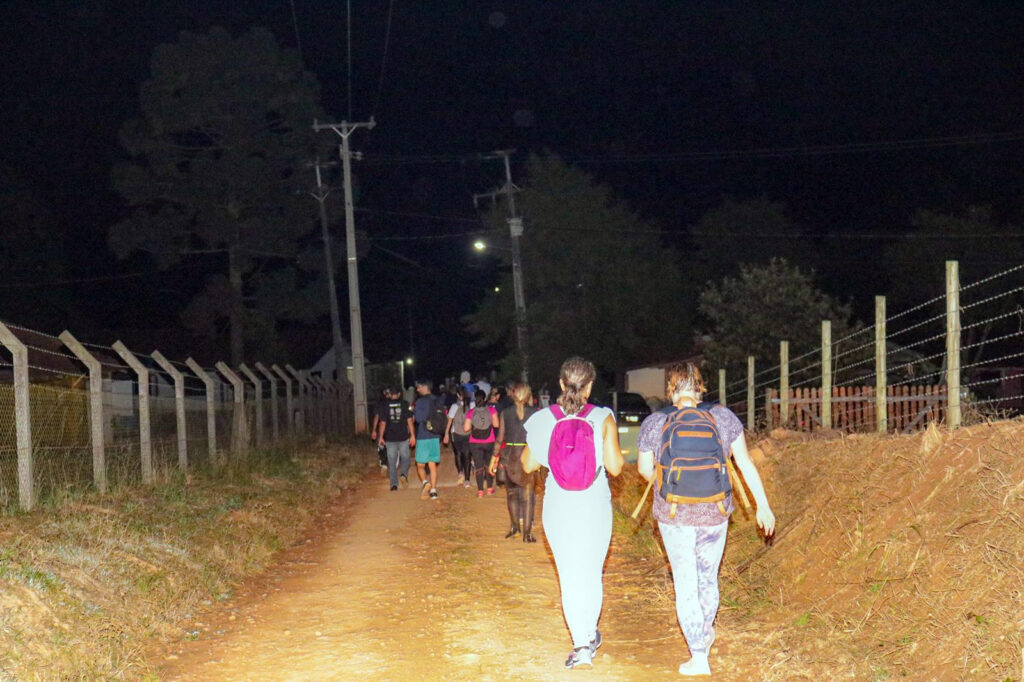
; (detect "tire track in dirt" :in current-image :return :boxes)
[155,462,671,680]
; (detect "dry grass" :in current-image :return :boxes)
[609,421,1024,680]
[0,438,370,680]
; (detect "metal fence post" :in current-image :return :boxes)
[286,364,308,434]
[256,362,279,442]
[59,331,107,493]
[718,368,726,406]
[946,260,961,428]
[112,341,153,484]
[821,321,832,430]
[875,296,887,433]
[152,350,188,471]
[0,322,34,510]
[185,358,217,463]
[272,364,294,437]
[216,362,248,456]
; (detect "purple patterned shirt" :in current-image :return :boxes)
[637,405,743,527]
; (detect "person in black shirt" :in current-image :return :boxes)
[375,388,415,491]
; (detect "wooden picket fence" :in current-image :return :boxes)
[766,384,947,434]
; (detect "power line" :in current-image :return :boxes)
[358,129,1024,167]
[371,0,396,120]
[288,0,304,65]
[346,0,353,120]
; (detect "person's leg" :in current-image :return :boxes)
[522,475,537,542]
[428,461,438,490]
[544,495,612,650]
[694,520,729,646]
[458,439,473,484]
[471,444,488,491]
[505,482,521,537]
[397,440,411,485]
[385,442,400,488]
[658,522,714,675]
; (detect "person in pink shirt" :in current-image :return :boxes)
[463,389,499,497]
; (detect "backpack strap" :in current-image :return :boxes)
[549,405,565,420]
[578,404,594,418]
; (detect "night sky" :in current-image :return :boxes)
[1,1,1022,380]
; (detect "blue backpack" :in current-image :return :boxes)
[656,403,731,518]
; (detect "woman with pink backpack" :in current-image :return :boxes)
[521,357,624,670]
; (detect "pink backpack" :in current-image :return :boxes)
[547,404,601,491]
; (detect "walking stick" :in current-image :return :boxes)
[726,457,754,518]
[631,479,654,519]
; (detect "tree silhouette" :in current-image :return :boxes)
[110,27,326,364]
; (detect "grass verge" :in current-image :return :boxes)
[0,437,370,680]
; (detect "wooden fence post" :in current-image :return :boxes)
[59,331,106,494]
[746,356,755,431]
[780,340,789,427]
[946,260,961,428]
[718,369,726,406]
[255,362,279,442]
[112,341,153,484]
[185,358,217,463]
[875,296,887,433]
[239,364,263,447]
[0,322,34,510]
[272,364,295,437]
[821,321,832,430]
[152,350,187,471]
[216,362,248,456]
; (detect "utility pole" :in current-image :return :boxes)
[474,149,528,383]
[309,157,348,433]
[313,117,376,433]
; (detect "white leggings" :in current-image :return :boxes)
[542,491,612,648]
[659,520,729,653]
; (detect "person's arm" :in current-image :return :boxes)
[490,407,500,428]
[637,448,655,482]
[463,411,473,434]
[730,432,775,536]
[376,418,386,445]
[601,414,624,476]
[406,414,416,447]
[521,444,541,473]
[443,416,453,444]
[494,413,507,455]
[370,413,380,441]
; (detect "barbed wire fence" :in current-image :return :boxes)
[0,322,354,512]
[713,260,1024,435]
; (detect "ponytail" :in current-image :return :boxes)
[556,356,596,416]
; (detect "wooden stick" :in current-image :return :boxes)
[631,479,654,519]
[726,457,754,515]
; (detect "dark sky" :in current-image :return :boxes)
[1,1,1022,378]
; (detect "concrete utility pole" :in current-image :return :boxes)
[313,117,375,433]
[474,149,528,383]
[309,156,349,434]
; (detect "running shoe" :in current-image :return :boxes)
[429,489,438,500]
[564,646,594,669]
[486,487,495,495]
[390,485,398,491]
[455,473,465,486]
[400,474,408,488]
[588,629,602,656]
[477,490,484,498]
[420,480,430,499]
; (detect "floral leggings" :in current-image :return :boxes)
[658,520,729,653]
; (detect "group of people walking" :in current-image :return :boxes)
[373,357,775,676]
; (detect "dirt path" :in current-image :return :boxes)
[153,456,717,681]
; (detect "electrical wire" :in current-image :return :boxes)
[371,0,396,120]
[289,0,305,65]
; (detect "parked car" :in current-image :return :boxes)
[594,391,652,424]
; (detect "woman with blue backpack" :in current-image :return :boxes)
[636,362,775,677]
[521,357,624,670]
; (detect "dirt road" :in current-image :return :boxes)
[154,456,717,681]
